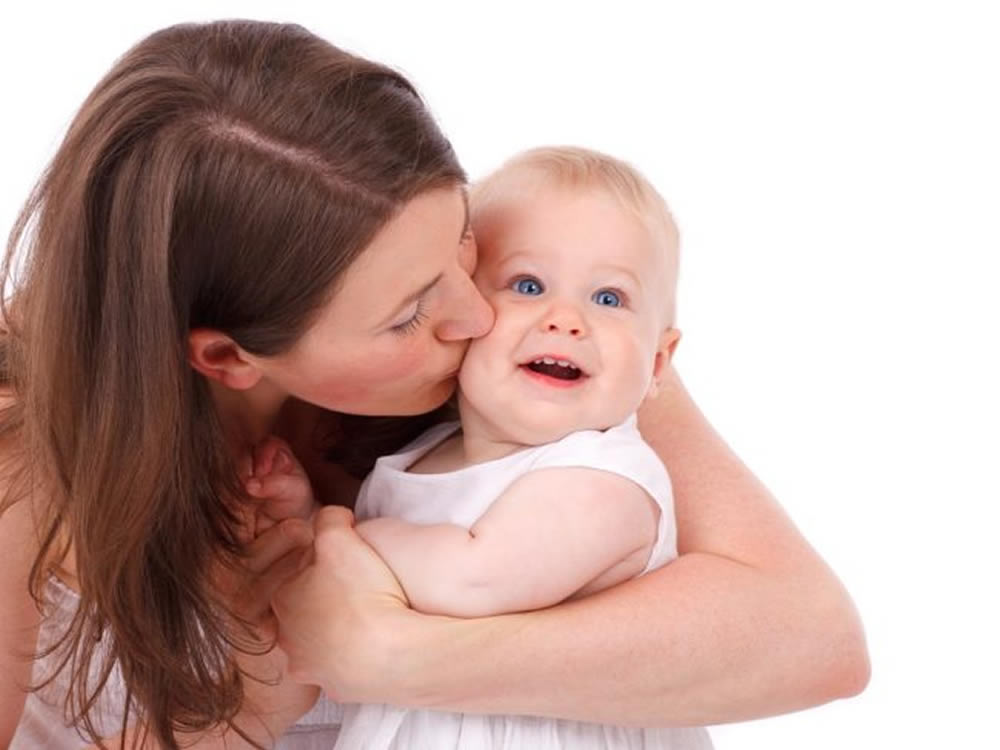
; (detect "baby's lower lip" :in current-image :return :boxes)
[518,365,587,389]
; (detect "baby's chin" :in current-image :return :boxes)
[489,411,623,447]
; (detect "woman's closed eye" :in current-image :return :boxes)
[390,298,428,335]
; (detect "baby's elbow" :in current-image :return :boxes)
[824,625,871,700]
[408,576,505,618]
[805,593,871,703]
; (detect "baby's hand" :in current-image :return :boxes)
[245,435,318,537]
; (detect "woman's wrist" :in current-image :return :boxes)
[323,604,433,704]
[324,599,486,710]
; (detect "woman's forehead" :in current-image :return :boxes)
[323,188,468,317]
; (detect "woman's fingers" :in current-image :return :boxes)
[246,472,316,541]
[312,504,356,538]
[271,506,410,695]
[230,518,315,625]
[252,546,313,617]
[244,518,314,575]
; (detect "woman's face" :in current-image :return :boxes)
[255,187,494,416]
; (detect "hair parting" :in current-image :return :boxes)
[1,20,463,748]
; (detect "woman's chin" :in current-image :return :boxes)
[378,377,458,417]
[414,377,459,413]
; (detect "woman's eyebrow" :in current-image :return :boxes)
[376,191,467,330]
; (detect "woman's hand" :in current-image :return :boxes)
[230,518,322,736]
[287,367,868,726]
[271,506,412,703]
[211,437,324,740]
[87,519,322,749]
[205,517,323,744]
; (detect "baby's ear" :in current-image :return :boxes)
[645,328,682,401]
[188,328,264,391]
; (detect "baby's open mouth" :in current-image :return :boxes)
[525,357,583,381]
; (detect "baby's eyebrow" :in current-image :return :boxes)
[596,264,642,289]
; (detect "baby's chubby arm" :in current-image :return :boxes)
[356,468,660,617]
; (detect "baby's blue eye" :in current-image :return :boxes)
[513,277,544,295]
[592,289,622,307]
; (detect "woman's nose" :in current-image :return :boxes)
[435,272,495,342]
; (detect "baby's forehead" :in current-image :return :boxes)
[481,184,674,264]
[472,160,679,327]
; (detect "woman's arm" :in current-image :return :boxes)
[274,367,869,726]
[0,498,42,745]
[86,517,320,749]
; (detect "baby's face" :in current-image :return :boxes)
[459,185,675,445]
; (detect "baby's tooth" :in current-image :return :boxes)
[542,357,556,365]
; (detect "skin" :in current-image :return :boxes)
[457,185,678,450]
[355,185,684,617]
[4,183,869,747]
[3,186,491,748]
[0,484,42,746]
[267,186,870,727]
[189,187,493,430]
[274,369,870,726]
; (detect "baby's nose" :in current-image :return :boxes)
[542,303,586,337]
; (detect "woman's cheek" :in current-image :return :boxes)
[308,341,431,407]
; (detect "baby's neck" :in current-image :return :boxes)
[409,425,527,474]
[408,394,530,473]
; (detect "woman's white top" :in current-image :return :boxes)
[10,575,342,749]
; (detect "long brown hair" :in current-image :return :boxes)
[0,20,463,748]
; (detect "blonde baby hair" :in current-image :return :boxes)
[471,145,679,326]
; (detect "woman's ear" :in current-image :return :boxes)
[188,329,263,391]
[645,328,682,401]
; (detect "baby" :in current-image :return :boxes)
[260,147,712,749]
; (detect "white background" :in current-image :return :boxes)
[3,2,998,747]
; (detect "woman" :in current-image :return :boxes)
[0,19,868,750]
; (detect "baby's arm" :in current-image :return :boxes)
[274,369,869,725]
[356,468,660,617]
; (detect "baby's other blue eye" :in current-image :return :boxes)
[592,289,622,307]
[513,277,544,295]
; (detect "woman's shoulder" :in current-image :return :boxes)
[0,388,73,585]
[0,388,27,503]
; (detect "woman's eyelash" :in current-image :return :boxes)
[390,299,428,335]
